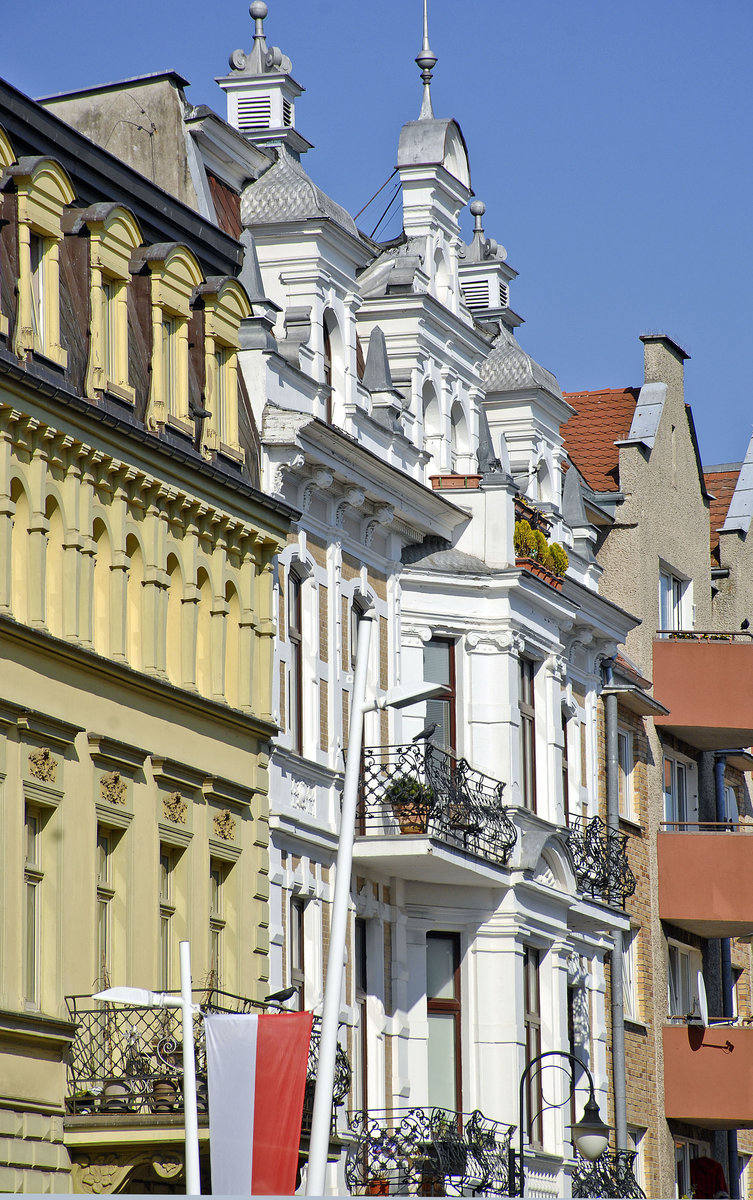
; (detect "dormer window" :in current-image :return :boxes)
[28,234,46,345]
[77,204,141,403]
[199,277,250,460]
[161,316,179,418]
[134,243,203,433]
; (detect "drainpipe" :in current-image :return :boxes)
[604,675,627,1152]
[715,752,739,1198]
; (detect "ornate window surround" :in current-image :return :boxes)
[197,276,250,461]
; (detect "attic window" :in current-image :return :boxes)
[237,96,271,133]
[462,279,490,312]
[282,98,293,128]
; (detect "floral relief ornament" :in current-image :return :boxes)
[28,746,58,783]
[163,792,187,824]
[213,809,236,841]
[100,771,127,805]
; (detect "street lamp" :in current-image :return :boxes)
[306,607,450,1195]
[511,1050,611,1197]
[93,940,202,1195]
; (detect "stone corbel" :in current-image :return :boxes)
[270,452,306,498]
[301,467,334,512]
[277,305,312,367]
[498,631,526,656]
[335,486,366,528]
[546,653,568,683]
[364,504,394,546]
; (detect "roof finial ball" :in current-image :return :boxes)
[250,1,268,35]
[416,0,438,121]
[470,200,486,235]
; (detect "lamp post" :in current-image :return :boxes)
[511,1050,611,1197]
[306,607,450,1195]
[93,939,202,1195]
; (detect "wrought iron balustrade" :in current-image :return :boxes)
[358,743,516,866]
[345,1107,515,1196]
[567,815,636,906]
[65,990,351,1129]
[572,1149,646,1198]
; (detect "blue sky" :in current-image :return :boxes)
[3,0,752,466]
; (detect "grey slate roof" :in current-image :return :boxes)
[482,324,562,400]
[406,547,495,576]
[241,149,359,239]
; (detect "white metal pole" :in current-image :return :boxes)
[307,609,375,1195]
[180,940,201,1196]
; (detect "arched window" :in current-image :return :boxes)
[92,519,112,656]
[450,401,471,473]
[200,278,250,458]
[224,581,241,708]
[287,568,304,754]
[10,479,29,623]
[322,310,343,425]
[165,554,183,685]
[422,381,442,472]
[79,205,142,403]
[45,497,64,639]
[196,568,213,697]
[126,534,144,671]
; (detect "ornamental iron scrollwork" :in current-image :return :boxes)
[566,814,636,906]
[358,743,516,867]
[572,1149,646,1199]
[64,990,350,1135]
[345,1106,516,1196]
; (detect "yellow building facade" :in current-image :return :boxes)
[0,82,293,1192]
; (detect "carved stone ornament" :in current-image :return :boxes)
[72,1150,183,1194]
[163,791,187,824]
[213,809,236,841]
[100,770,127,805]
[291,779,316,815]
[28,746,58,784]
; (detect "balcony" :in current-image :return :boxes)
[355,743,517,885]
[572,1149,645,1199]
[653,632,753,750]
[65,990,351,1134]
[658,823,753,937]
[663,1024,753,1128]
[566,815,637,907]
[344,1107,515,1196]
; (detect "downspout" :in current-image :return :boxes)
[715,752,739,1198]
[603,663,627,1152]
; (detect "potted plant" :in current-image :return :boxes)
[366,1178,390,1196]
[151,1075,179,1112]
[385,775,433,834]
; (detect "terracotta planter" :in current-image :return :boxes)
[367,1179,390,1195]
[100,1079,132,1112]
[151,1077,179,1112]
[515,556,564,591]
[393,803,430,835]
[429,473,482,491]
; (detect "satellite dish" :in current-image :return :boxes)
[696,970,709,1027]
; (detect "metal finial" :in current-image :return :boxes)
[250,2,268,32]
[416,0,437,120]
[470,200,486,235]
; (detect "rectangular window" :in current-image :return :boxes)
[162,317,178,417]
[101,278,118,383]
[524,948,543,1147]
[627,1128,646,1194]
[426,933,461,1113]
[24,808,42,1007]
[159,848,175,991]
[674,1137,710,1200]
[562,709,570,824]
[209,860,226,989]
[29,234,46,347]
[288,573,303,755]
[664,756,689,829]
[96,829,115,987]
[290,897,305,1010]
[668,941,702,1020]
[618,728,634,820]
[659,569,688,633]
[352,918,368,1116]
[724,784,739,826]
[215,348,230,444]
[520,659,536,812]
[423,638,456,752]
[623,930,638,1022]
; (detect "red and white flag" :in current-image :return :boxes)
[205,1011,313,1195]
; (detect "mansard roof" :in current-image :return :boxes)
[482,323,562,400]
[241,149,359,239]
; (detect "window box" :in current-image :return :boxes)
[515,556,564,591]
[429,473,482,490]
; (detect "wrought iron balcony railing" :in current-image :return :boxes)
[345,1107,516,1196]
[572,1149,646,1198]
[358,743,517,867]
[65,990,351,1131]
[567,815,637,906]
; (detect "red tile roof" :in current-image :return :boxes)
[705,468,741,555]
[561,388,639,493]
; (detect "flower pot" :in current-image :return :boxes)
[367,1178,390,1195]
[151,1078,179,1112]
[100,1079,132,1112]
[394,803,430,834]
[515,556,564,591]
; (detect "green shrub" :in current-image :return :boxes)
[532,529,548,563]
[513,519,536,558]
[548,543,569,576]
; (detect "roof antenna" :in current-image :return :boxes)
[416,0,437,120]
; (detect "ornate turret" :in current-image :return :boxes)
[216,2,312,159]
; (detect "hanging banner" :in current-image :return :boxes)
[205,1010,313,1195]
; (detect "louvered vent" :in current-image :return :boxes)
[237,96,272,133]
[499,281,510,308]
[282,98,293,127]
[462,279,490,312]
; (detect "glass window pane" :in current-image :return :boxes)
[427,936,456,1000]
[25,881,37,1004]
[427,1013,458,1111]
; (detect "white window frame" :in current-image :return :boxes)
[674,1136,710,1200]
[664,753,697,829]
[623,929,639,1022]
[667,939,703,1021]
[618,727,634,821]
[627,1127,646,1194]
[659,567,692,634]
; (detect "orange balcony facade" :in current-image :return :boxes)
[663,1024,753,1129]
[658,827,753,937]
[653,634,753,750]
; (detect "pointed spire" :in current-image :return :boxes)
[416,0,437,120]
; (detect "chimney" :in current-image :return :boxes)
[640,333,690,405]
